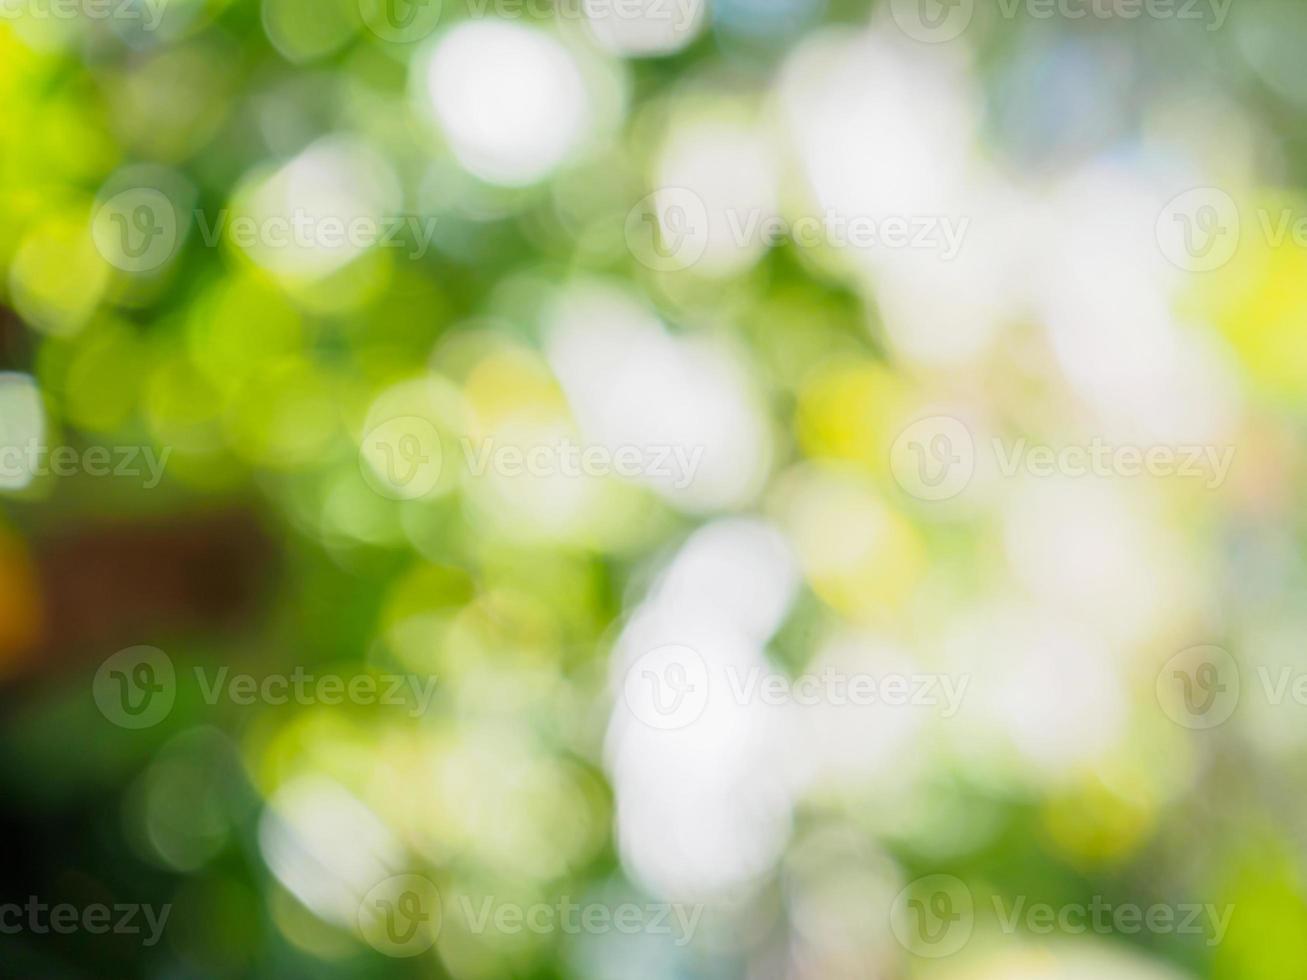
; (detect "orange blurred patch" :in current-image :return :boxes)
[0,527,44,670]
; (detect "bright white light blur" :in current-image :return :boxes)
[545,280,773,512]
[777,29,975,226]
[869,178,1027,367]
[941,604,1127,779]
[0,374,44,492]
[233,135,400,281]
[258,776,404,926]
[780,634,934,795]
[654,114,780,276]
[1002,477,1194,651]
[465,414,611,544]
[425,22,592,186]
[653,518,799,643]
[606,519,800,900]
[775,29,1020,366]
[1033,166,1243,445]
